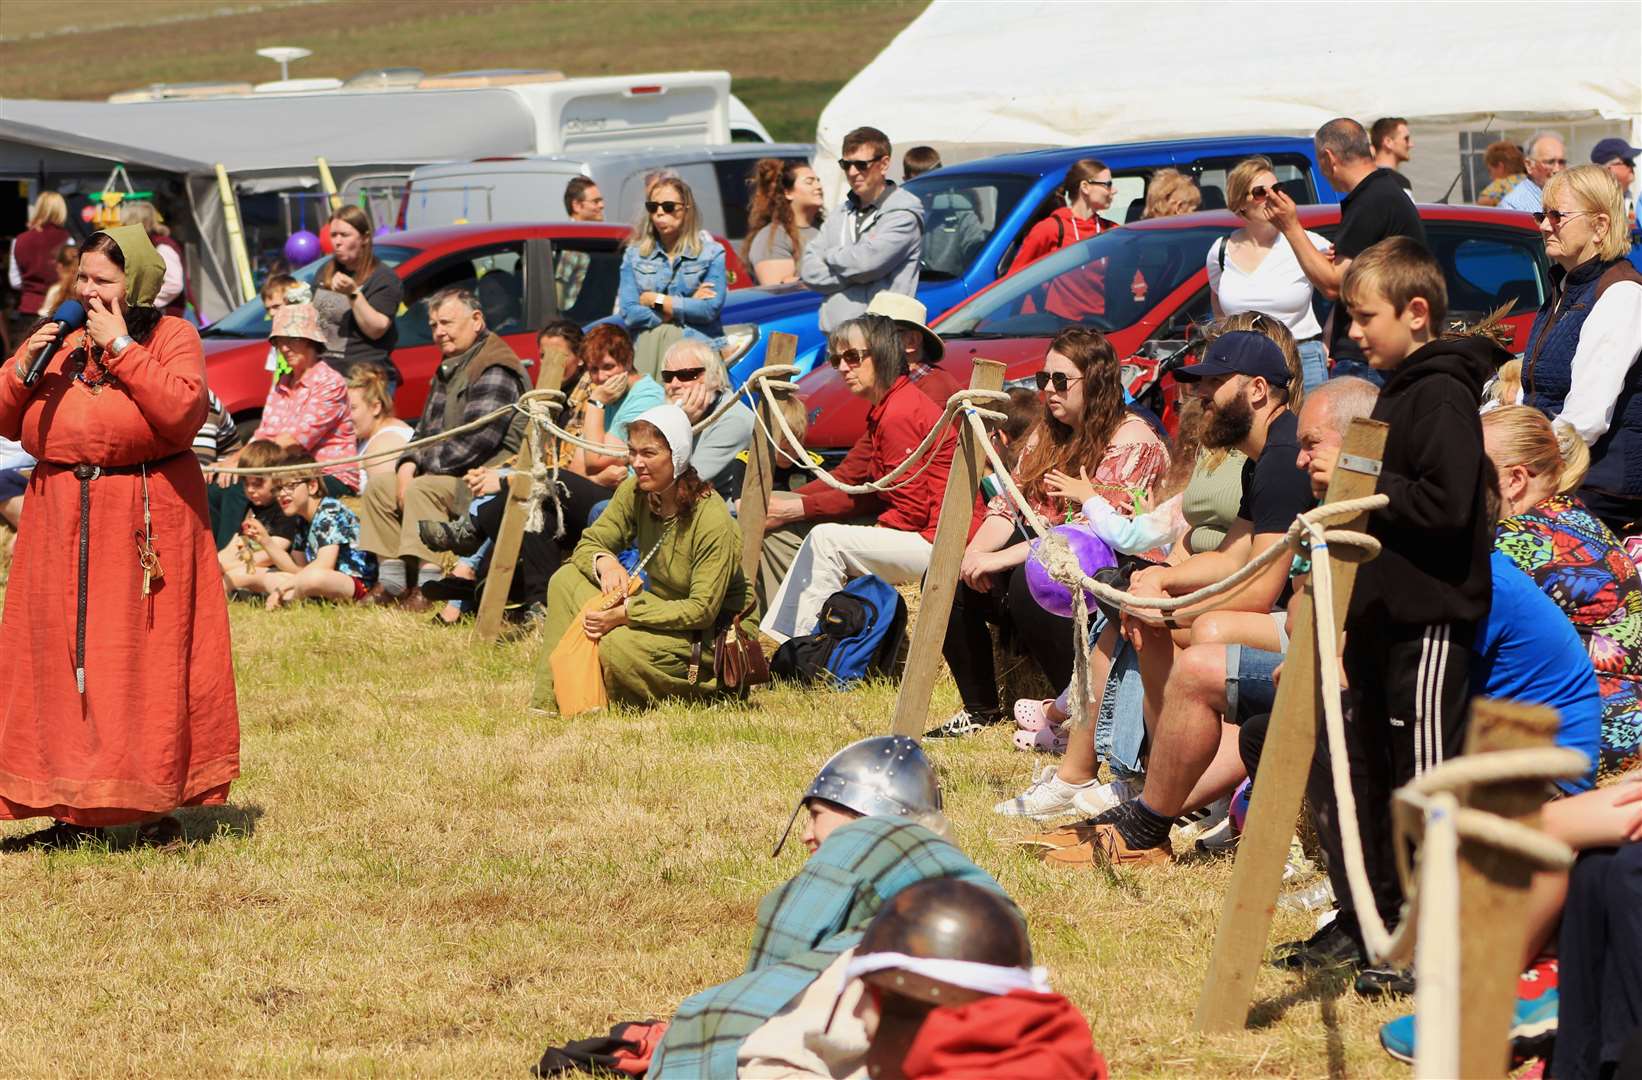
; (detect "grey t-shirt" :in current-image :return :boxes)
[747,223,819,267]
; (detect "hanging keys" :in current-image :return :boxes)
[136,533,163,596]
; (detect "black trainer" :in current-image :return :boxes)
[1271,918,1361,971]
[1354,966,1416,998]
[418,517,482,557]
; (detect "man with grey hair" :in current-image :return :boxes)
[359,286,529,610]
[1262,118,1428,382]
[1296,376,1382,498]
[1499,131,1568,213]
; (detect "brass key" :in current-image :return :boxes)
[137,536,163,596]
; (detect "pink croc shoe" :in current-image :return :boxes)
[1014,698,1056,733]
[1013,723,1069,754]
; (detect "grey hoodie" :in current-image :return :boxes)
[800,180,925,332]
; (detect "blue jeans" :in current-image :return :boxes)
[1297,338,1328,391]
[1225,643,1283,724]
[1328,356,1386,387]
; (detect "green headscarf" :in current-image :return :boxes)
[93,224,166,308]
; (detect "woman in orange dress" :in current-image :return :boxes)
[0,225,239,849]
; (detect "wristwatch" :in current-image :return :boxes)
[110,334,135,356]
[650,296,666,314]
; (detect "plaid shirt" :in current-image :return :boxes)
[405,335,527,476]
[649,818,1006,1079]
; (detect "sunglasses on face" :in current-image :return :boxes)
[661,366,705,384]
[1532,209,1588,228]
[1034,371,1083,392]
[1083,178,1115,189]
[838,156,886,173]
[1248,185,1270,201]
[645,200,684,214]
[829,348,870,369]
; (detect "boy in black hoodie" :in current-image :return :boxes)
[1306,236,1506,985]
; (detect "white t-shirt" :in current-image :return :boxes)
[1206,230,1332,340]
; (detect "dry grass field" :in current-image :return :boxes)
[0,555,1416,1077]
[0,0,928,143]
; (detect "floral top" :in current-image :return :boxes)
[1477,173,1527,208]
[1496,494,1642,771]
[987,413,1170,529]
[255,361,360,491]
[304,497,377,586]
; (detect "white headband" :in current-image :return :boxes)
[632,402,693,478]
[843,952,1051,997]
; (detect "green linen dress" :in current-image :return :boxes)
[531,476,758,709]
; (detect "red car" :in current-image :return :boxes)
[202,222,751,434]
[798,204,1549,455]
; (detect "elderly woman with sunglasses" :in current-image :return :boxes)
[1208,156,1333,390]
[941,327,1169,733]
[1521,164,1642,534]
[618,174,728,374]
[759,314,974,644]
[660,337,753,496]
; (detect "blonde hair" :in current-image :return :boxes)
[1489,359,1523,407]
[347,366,397,422]
[1143,169,1202,219]
[662,337,729,394]
[1226,156,1275,214]
[28,192,67,230]
[1341,236,1448,328]
[1543,164,1631,262]
[1205,311,1306,415]
[119,201,168,237]
[635,176,704,259]
[1482,405,1590,495]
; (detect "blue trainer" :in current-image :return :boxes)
[1379,1014,1415,1064]
[1378,991,1558,1066]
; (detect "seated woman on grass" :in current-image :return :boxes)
[530,403,755,710]
[240,456,378,609]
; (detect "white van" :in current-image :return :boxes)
[402,143,814,243]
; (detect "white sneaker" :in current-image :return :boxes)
[1194,815,1239,854]
[993,766,1095,819]
[1070,777,1141,817]
[1176,795,1231,842]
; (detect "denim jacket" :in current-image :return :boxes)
[618,233,727,345]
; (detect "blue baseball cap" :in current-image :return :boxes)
[1174,331,1291,386]
[1591,137,1639,166]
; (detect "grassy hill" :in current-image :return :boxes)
[0,0,929,143]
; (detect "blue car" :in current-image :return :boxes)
[720,135,1342,385]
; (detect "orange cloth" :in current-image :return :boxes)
[0,319,239,827]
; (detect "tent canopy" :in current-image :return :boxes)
[817,0,1642,200]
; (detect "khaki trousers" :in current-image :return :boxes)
[358,473,462,564]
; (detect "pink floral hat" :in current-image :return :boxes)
[270,302,327,345]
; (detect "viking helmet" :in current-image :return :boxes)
[772,735,943,856]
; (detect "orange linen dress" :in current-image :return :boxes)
[0,318,239,826]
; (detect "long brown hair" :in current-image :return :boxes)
[627,420,712,525]
[1012,327,1126,507]
[742,159,819,267]
[317,205,379,288]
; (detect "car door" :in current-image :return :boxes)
[388,239,527,419]
[542,234,625,328]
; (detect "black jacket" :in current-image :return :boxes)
[1347,336,1506,629]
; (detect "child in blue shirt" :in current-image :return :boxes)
[261,457,377,609]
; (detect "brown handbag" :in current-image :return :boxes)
[694,600,769,693]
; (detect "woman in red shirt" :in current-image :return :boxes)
[759,314,978,643]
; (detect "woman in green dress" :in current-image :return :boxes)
[532,403,756,709]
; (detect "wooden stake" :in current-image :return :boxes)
[891,359,1005,738]
[474,346,567,642]
[1194,417,1389,1032]
[1454,698,1558,1079]
[738,333,798,586]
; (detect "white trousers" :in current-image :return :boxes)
[760,523,933,643]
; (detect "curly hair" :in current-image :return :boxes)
[1011,327,1126,508]
[742,159,821,267]
[579,322,635,372]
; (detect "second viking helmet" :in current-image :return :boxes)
[772,735,943,856]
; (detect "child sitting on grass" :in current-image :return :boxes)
[254,456,377,609]
[219,440,306,591]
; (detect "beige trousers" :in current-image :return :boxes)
[357,473,462,564]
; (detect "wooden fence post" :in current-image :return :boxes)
[1194,417,1388,1032]
[739,333,798,586]
[890,359,1005,738]
[1454,698,1558,1079]
[473,345,566,642]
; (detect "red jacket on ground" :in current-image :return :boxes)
[900,990,1108,1080]
[797,375,981,542]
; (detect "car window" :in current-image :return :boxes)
[1187,154,1317,209]
[550,239,624,325]
[395,243,526,347]
[905,172,1037,282]
[204,246,415,338]
[1111,173,1150,224]
[1429,228,1547,324]
[940,224,1225,337]
[712,157,806,242]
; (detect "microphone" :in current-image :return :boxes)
[24,299,86,387]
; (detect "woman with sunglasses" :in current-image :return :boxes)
[618,174,728,377]
[1207,156,1333,390]
[759,314,971,645]
[1522,164,1642,535]
[1005,159,1118,277]
[660,337,753,496]
[941,327,1169,736]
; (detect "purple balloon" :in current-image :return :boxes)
[283,230,321,265]
[374,224,393,237]
[1025,524,1117,618]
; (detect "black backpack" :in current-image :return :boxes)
[770,575,907,687]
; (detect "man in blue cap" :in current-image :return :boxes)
[1592,136,1638,228]
[1022,330,1314,868]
